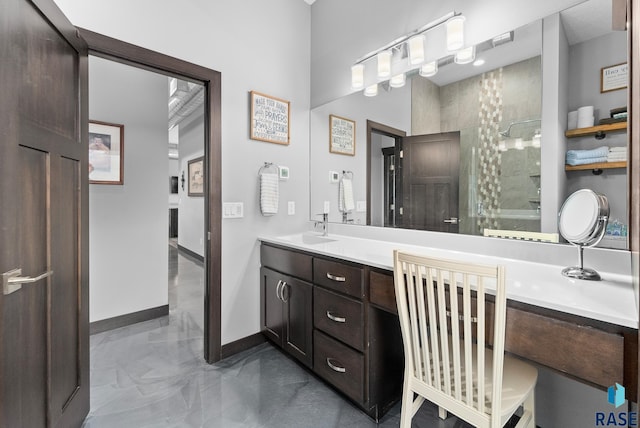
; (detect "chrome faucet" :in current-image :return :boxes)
[315,213,329,236]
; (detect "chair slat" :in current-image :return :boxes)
[406,262,423,381]
[477,275,485,413]
[449,271,462,401]
[415,264,432,385]
[436,269,451,394]
[463,276,473,407]
[425,265,441,390]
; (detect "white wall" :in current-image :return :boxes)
[88,56,168,322]
[54,0,311,344]
[178,111,205,257]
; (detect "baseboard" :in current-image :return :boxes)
[177,244,205,264]
[90,304,169,335]
[220,332,267,359]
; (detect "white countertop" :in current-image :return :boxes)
[260,232,638,329]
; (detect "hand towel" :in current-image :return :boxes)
[566,156,608,166]
[607,153,627,162]
[260,173,279,216]
[339,178,355,212]
[609,147,627,153]
[566,146,609,160]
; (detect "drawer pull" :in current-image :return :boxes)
[446,310,477,323]
[326,311,346,323]
[326,272,346,282]
[275,280,283,301]
[281,281,289,302]
[326,358,346,373]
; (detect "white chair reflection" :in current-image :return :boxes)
[393,251,537,428]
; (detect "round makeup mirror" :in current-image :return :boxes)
[558,189,609,280]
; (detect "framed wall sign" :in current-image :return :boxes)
[89,120,124,185]
[601,62,628,93]
[329,114,356,156]
[250,91,290,145]
[188,156,204,196]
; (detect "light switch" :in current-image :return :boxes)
[288,201,295,215]
[356,201,366,212]
[223,202,244,218]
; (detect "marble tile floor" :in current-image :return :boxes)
[81,244,480,428]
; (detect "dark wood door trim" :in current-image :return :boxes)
[77,28,223,363]
[366,120,406,226]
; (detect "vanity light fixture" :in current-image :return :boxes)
[454,45,475,64]
[389,73,406,88]
[351,64,364,89]
[419,60,438,77]
[446,15,465,51]
[377,50,392,78]
[351,11,461,94]
[408,35,425,65]
[364,83,378,97]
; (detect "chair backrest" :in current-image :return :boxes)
[393,250,507,427]
[483,228,559,243]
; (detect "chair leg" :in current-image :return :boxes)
[523,391,535,428]
[399,378,414,428]
[438,407,447,420]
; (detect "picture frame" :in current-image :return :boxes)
[329,114,356,156]
[250,91,290,145]
[89,120,124,185]
[187,156,205,197]
[601,62,628,93]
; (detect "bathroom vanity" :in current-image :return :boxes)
[259,233,638,420]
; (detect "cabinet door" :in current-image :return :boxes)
[261,267,283,346]
[282,276,313,368]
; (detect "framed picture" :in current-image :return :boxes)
[601,62,628,93]
[250,91,290,145]
[188,156,204,196]
[329,114,356,156]
[89,121,124,184]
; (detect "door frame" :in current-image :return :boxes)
[78,28,222,363]
[366,120,406,226]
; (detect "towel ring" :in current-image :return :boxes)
[259,162,279,176]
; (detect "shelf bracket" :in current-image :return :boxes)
[592,168,604,175]
[594,131,606,140]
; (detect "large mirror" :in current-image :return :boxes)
[309,0,629,250]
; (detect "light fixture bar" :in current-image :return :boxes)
[354,11,458,66]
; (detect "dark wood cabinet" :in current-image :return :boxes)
[260,266,313,368]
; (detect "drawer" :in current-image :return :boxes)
[505,306,624,388]
[261,244,312,282]
[314,258,363,298]
[314,330,364,404]
[369,270,397,314]
[314,287,364,351]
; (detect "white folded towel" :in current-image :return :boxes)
[260,173,279,216]
[339,178,355,212]
[607,154,627,162]
[610,147,627,153]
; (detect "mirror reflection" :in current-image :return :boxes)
[309,0,628,250]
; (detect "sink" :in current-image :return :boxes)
[300,234,336,245]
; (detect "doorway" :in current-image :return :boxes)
[79,28,222,363]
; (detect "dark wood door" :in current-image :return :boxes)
[400,132,460,232]
[261,268,284,345]
[0,0,89,427]
[282,276,313,368]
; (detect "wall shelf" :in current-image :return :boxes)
[565,122,627,139]
[565,161,627,175]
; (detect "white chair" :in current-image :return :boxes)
[393,250,537,428]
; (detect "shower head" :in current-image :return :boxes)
[498,119,541,139]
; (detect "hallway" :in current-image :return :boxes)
[81,246,474,427]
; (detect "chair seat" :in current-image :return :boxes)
[413,342,538,427]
